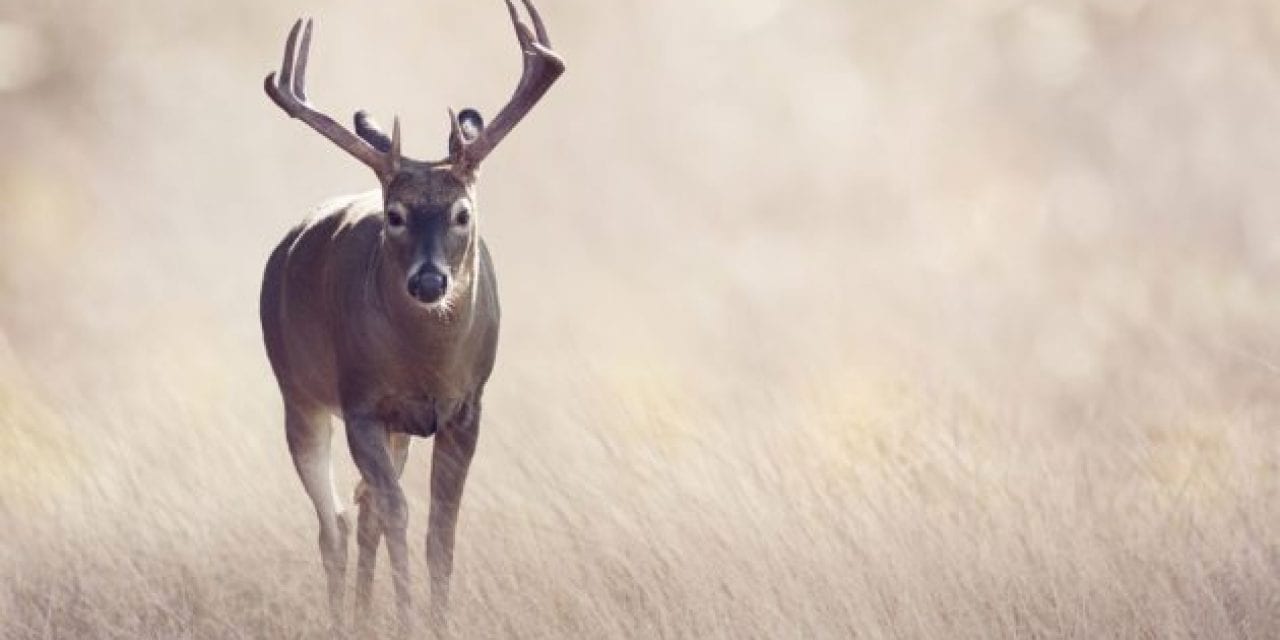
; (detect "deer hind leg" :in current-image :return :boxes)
[285,403,349,632]
[347,418,412,633]
[354,432,411,621]
[427,405,479,625]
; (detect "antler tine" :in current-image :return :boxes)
[264,19,393,178]
[390,116,402,173]
[503,0,531,48]
[520,0,550,45]
[293,19,312,100]
[277,19,300,93]
[456,0,564,168]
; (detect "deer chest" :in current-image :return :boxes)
[376,394,472,437]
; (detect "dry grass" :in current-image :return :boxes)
[3,0,1280,637]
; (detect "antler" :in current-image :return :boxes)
[264,19,401,178]
[452,0,565,169]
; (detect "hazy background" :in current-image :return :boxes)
[3,0,1280,637]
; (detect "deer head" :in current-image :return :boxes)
[263,0,564,308]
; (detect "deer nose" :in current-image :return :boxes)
[408,270,449,304]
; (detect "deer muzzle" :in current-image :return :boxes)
[407,268,449,305]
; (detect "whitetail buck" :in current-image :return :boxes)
[258,0,563,632]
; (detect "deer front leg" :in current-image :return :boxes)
[346,417,412,634]
[354,483,379,624]
[284,404,348,634]
[354,432,411,622]
[427,404,479,625]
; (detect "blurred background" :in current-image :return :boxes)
[3,0,1280,637]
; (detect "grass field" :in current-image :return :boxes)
[3,0,1280,637]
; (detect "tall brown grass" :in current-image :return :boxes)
[3,0,1280,637]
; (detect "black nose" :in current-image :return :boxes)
[408,270,449,303]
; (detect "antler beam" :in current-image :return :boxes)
[452,0,566,168]
[264,19,400,177]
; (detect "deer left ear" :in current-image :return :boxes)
[448,108,484,157]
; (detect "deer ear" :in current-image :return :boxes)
[354,110,393,153]
[448,108,484,156]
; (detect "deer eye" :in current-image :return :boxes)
[454,207,471,227]
[386,209,405,228]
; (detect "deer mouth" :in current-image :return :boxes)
[407,279,460,320]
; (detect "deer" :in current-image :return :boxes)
[258,0,563,633]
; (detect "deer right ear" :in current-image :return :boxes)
[448,108,484,158]
[354,111,394,153]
